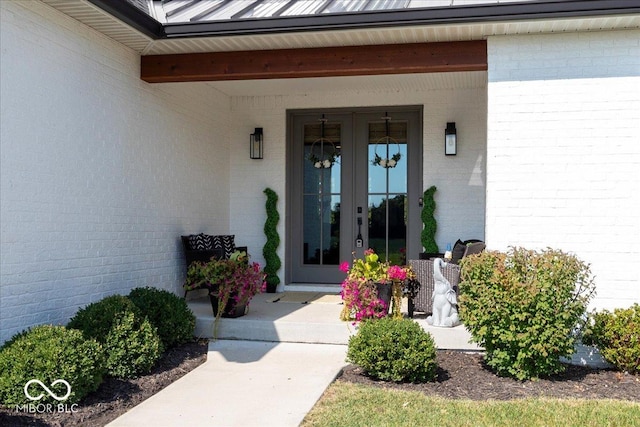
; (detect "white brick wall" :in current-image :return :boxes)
[486,31,640,310]
[0,1,231,343]
[6,0,634,344]
[228,82,488,287]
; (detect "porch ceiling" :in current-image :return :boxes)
[41,0,640,55]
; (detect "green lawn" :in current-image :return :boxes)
[302,381,640,427]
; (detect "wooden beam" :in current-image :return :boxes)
[141,41,486,83]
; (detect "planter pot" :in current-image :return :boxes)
[209,294,248,318]
[265,283,278,293]
[375,282,392,315]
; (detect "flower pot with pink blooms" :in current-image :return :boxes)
[339,249,414,322]
[185,251,266,337]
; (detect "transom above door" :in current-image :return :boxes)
[287,107,422,284]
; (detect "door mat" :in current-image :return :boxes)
[267,292,342,304]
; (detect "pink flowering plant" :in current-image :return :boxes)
[339,249,413,322]
[185,251,266,317]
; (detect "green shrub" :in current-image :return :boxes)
[128,287,195,349]
[459,247,596,380]
[347,318,437,383]
[67,294,163,379]
[67,294,141,341]
[420,186,438,253]
[0,325,105,405]
[582,304,640,374]
[263,188,281,292]
[104,312,163,379]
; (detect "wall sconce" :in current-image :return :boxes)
[445,122,457,156]
[250,127,263,159]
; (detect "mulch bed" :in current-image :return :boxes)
[2,344,638,427]
[0,340,209,427]
[339,350,640,401]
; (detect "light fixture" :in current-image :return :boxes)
[445,122,457,156]
[250,127,263,159]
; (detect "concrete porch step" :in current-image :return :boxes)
[188,292,482,351]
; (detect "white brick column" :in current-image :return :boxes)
[486,31,640,310]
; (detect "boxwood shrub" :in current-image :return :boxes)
[67,294,163,379]
[128,287,195,349]
[582,304,640,374]
[347,318,437,383]
[458,247,596,380]
[104,311,163,379]
[67,294,141,341]
[0,325,105,406]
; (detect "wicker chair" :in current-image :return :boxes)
[408,241,485,317]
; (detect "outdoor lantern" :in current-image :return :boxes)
[250,127,263,159]
[445,122,457,156]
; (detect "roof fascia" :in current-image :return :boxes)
[160,0,640,38]
[86,0,165,39]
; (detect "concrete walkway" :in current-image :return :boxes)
[107,292,480,426]
[107,340,348,427]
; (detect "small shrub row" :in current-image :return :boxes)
[582,304,640,374]
[0,287,195,406]
[458,247,596,380]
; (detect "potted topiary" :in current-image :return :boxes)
[420,185,442,260]
[185,251,265,336]
[263,188,281,293]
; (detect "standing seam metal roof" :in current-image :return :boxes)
[147,0,540,24]
[97,0,640,41]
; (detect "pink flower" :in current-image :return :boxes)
[364,248,375,256]
[339,261,350,273]
[388,265,407,281]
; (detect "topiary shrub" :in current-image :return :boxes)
[263,188,281,293]
[420,186,438,254]
[67,294,163,379]
[459,247,596,380]
[0,325,105,406]
[67,294,141,341]
[582,304,640,374]
[128,287,195,349]
[104,312,163,379]
[347,318,438,383]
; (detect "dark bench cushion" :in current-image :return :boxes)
[211,235,236,259]
[182,234,237,263]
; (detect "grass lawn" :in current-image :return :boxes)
[301,381,640,427]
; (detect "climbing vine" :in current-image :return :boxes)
[421,186,439,253]
[263,188,281,292]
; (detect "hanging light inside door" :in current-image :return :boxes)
[372,113,402,168]
[308,114,338,169]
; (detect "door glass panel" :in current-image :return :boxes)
[303,122,341,265]
[367,120,408,264]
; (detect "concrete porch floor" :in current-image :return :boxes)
[187,291,482,351]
